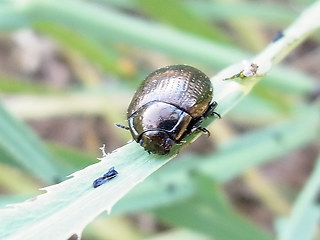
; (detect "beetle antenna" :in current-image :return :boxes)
[115,123,130,130]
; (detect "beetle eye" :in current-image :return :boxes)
[139,138,144,147]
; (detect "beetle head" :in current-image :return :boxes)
[139,130,175,155]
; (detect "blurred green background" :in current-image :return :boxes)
[0,0,319,239]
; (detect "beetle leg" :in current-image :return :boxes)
[198,127,210,136]
[192,126,211,137]
[186,102,219,137]
[213,112,221,118]
[203,101,221,118]
[115,123,130,130]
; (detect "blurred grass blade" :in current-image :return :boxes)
[104,0,296,24]
[34,22,134,79]
[153,174,273,240]
[184,1,296,24]
[277,155,320,240]
[49,143,97,170]
[0,74,53,94]
[146,229,211,240]
[0,102,64,183]
[0,195,31,208]
[23,0,248,69]
[0,163,40,194]
[134,0,230,43]
[0,2,28,30]
[262,66,316,95]
[1,0,319,93]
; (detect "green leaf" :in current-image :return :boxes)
[0,74,53,94]
[0,2,29,30]
[0,102,65,183]
[0,195,31,208]
[184,1,297,24]
[22,0,248,69]
[103,0,297,24]
[0,143,173,240]
[33,22,134,79]
[133,0,230,43]
[0,0,318,94]
[277,155,320,240]
[153,174,273,240]
[0,163,40,193]
[49,143,97,170]
[145,229,210,240]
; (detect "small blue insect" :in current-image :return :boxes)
[93,167,118,188]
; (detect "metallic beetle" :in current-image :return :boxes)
[116,65,219,155]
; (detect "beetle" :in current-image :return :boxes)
[116,65,220,155]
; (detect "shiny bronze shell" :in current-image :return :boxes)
[127,65,213,118]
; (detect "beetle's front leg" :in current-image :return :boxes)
[194,126,211,136]
[188,101,220,137]
[189,117,211,136]
[203,101,220,118]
